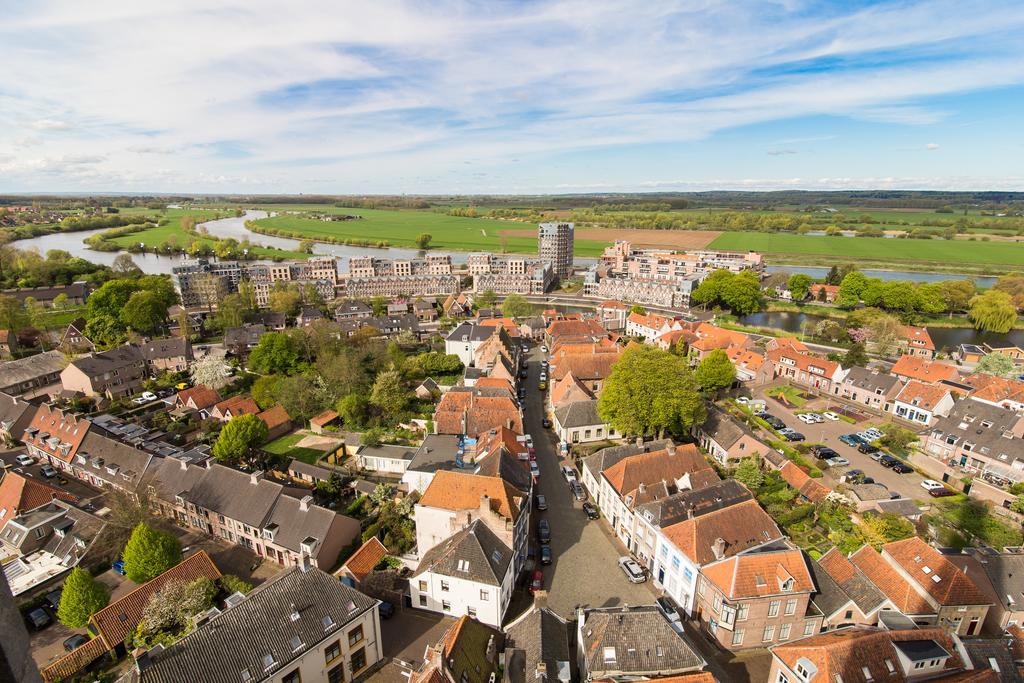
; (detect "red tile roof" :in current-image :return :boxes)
[550,353,621,383]
[893,380,951,410]
[418,471,525,521]
[964,372,1024,405]
[90,550,221,649]
[662,499,783,566]
[881,536,990,606]
[475,425,527,459]
[176,384,221,411]
[702,548,814,599]
[550,371,594,406]
[849,545,932,615]
[434,393,522,435]
[777,461,830,503]
[310,409,340,426]
[22,404,91,463]
[691,323,748,353]
[725,345,765,372]
[339,537,388,583]
[602,444,717,499]
[891,355,959,384]
[212,394,260,419]
[257,404,291,430]
[0,471,79,526]
[765,346,840,378]
[902,325,935,351]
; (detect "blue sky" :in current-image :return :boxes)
[1,0,1023,193]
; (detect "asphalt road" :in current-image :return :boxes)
[519,344,656,618]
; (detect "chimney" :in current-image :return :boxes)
[711,537,727,560]
[299,495,313,512]
[179,458,189,471]
[667,445,677,456]
[486,635,498,663]
[300,552,312,573]
[635,436,644,448]
[249,470,263,485]
[533,589,549,609]
[479,494,491,517]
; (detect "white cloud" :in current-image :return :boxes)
[29,119,73,131]
[925,142,941,150]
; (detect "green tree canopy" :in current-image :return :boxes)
[121,290,167,334]
[787,274,813,301]
[122,523,181,583]
[370,367,407,419]
[251,374,282,409]
[476,289,497,309]
[57,566,110,628]
[501,293,533,319]
[691,269,762,314]
[695,349,736,395]
[734,458,764,491]
[843,342,869,367]
[268,282,303,316]
[977,352,1016,378]
[336,393,369,428]
[969,290,1018,333]
[861,513,915,549]
[835,271,869,309]
[597,346,706,438]
[248,331,306,375]
[629,304,648,315]
[415,233,432,249]
[212,413,269,463]
[941,280,977,315]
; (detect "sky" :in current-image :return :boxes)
[2,0,1024,194]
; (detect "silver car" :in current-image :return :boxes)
[618,556,647,584]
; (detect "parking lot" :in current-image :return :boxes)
[0,448,104,504]
[751,384,933,503]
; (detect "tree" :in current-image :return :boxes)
[84,313,127,348]
[721,271,763,315]
[879,281,919,313]
[298,239,315,254]
[878,422,918,451]
[843,342,868,367]
[415,233,432,249]
[274,375,324,423]
[836,271,869,309]
[135,577,217,646]
[0,294,27,332]
[941,280,977,316]
[220,574,253,595]
[215,293,249,330]
[268,282,302,316]
[122,523,181,583]
[336,393,369,428]
[734,458,763,491]
[597,346,706,438]
[695,349,736,395]
[977,352,1016,378]
[824,265,841,285]
[370,367,407,419]
[629,304,648,315]
[121,290,167,334]
[995,272,1024,310]
[787,274,813,301]
[1011,496,1024,515]
[190,354,232,390]
[865,312,904,357]
[690,269,732,309]
[248,332,306,375]
[52,292,70,310]
[501,293,533,319]
[814,319,845,342]
[915,283,947,315]
[57,566,110,628]
[112,253,141,274]
[476,289,497,309]
[762,271,790,293]
[969,290,1018,333]
[251,375,282,409]
[861,513,915,549]
[212,413,268,463]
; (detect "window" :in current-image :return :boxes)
[844,610,853,620]
[785,599,797,616]
[282,670,301,683]
[325,641,341,665]
[777,673,790,683]
[468,606,477,618]
[419,595,428,607]
[351,647,367,674]
[671,556,681,570]
[779,624,791,641]
[737,604,749,621]
[861,667,873,681]
[795,662,811,679]
[348,625,364,647]
[762,625,775,642]
[697,579,706,596]
[804,621,815,636]
[418,580,427,591]
[603,647,616,664]
[713,593,722,613]
[442,601,451,612]
[480,589,489,601]
[732,629,745,646]
[768,600,780,617]
[683,567,694,582]
[660,545,668,558]
[440,580,450,592]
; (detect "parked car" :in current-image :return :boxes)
[821,411,840,421]
[538,382,547,391]
[762,415,786,430]
[141,391,157,402]
[131,396,149,405]
[529,461,540,479]
[811,446,839,459]
[618,557,647,584]
[535,494,548,511]
[868,450,884,461]
[63,634,89,652]
[16,454,34,466]
[571,482,587,502]
[857,442,879,454]
[583,502,600,520]
[378,602,395,619]
[174,381,190,390]
[540,345,548,353]
[798,413,823,423]
[541,418,552,428]
[559,442,569,456]
[27,607,51,630]
[656,596,681,623]
[735,396,750,405]
[840,434,865,447]
[891,462,913,474]
[863,428,884,440]
[929,487,956,498]
[824,456,850,467]
[878,455,900,467]
[537,519,551,544]
[112,559,126,575]
[529,569,544,594]
[920,479,945,491]
[540,546,552,565]
[40,464,57,478]
[782,431,805,442]
[561,466,578,483]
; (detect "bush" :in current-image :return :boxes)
[220,575,253,596]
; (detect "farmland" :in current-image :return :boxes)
[709,232,1024,271]
[247,207,609,256]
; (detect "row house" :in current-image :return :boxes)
[693,405,773,466]
[900,325,936,359]
[697,546,822,650]
[766,340,847,393]
[433,391,523,436]
[688,323,750,361]
[468,254,556,294]
[208,394,261,422]
[596,300,629,330]
[22,404,92,471]
[545,318,609,347]
[599,241,763,278]
[61,345,146,399]
[891,355,960,385]
[849,537,991,635]
[625,311,676,341]
[343,273,460,299]
[834,366,904,413]
[891,380,955,427]
[810,548,896,630]
[919,398,1024,488]
[174,384,222,416]
[142,458,360,570]
[584,272,696,308]
[726,345,768,383]
[962,372,1024,413]
[138,336,193,373]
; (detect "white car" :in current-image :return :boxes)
[618,557,647,584]
[539,372,548,382]
[141,391,157,402]
[920,479,945,491]
[863,428,884,440]
[562,466,578,483]
[735,396,750,405]
[131,396,149,405]
[540,345,548,353]
[16,454,34,466]
[805,413,824,423]
[821,411,840,421]
[797,413,818,424]
[524,434,534,446]
[824,456,850,466]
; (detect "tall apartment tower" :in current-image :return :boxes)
[538,222,574,281]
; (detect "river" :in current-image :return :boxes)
[737,310,1024,351]
[764,265,997,288]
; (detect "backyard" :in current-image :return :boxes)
[263,431,326,465]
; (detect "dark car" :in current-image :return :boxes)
[857,442,879,454]
[535,494,548,511]
[63,634,89,652]
[26,607,51,630]
[570,482,587,502]
[783,431,805,442]
[537,519,551,544]
[762,415,786,430]
[878,455,900,468]
[812,447,839,460]
[112,559,126,575]
[929,487,956,498]
[378,601,395,619]
[44,589,62,611]
[582,502,599,520]
[891,462,913,474]
[839,434,865,447]
[541,418,552,428]
[540,545,552,565]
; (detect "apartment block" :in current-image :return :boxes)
[468,253,556,294]
[538,222,574,281]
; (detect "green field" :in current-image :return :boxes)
[263,432,324,465]
[709,232,1024,267]
[248,207,609,256]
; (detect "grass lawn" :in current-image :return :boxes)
[766,385,808,408]
[709,232,1024,267]
[263,432,325,465]
[246,206,609,256]
[35,306,86,329]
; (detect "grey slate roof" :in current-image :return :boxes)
[816,548,889,614]
[447,322,497,344]
[184,465,281,528]
[579,605,705,677]
[76,432,154,491]
[967,549,1024,613]
[134,567,377,683]
[0,350,67,388]
[842,366,902,393]
[140,456,207,502]
[287,459,334,480]
[415,519,512,586]
[698,405,759,449]
[224,323,266,349]
[0,391,32,432]
[554,400,603,429]
[635,479,753,528]
[808,559,857,619]
[407,434,462,474]
[263,495,339,554]
[926,399,1023,460]
[138,337,192,361]
[69,344,143,376]
[475,447,532,492]
[581,439,673,483]
[874,498,923,519]
[504,607,572,683]
[357,444,417,462]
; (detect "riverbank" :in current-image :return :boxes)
[764,301,1024,330]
